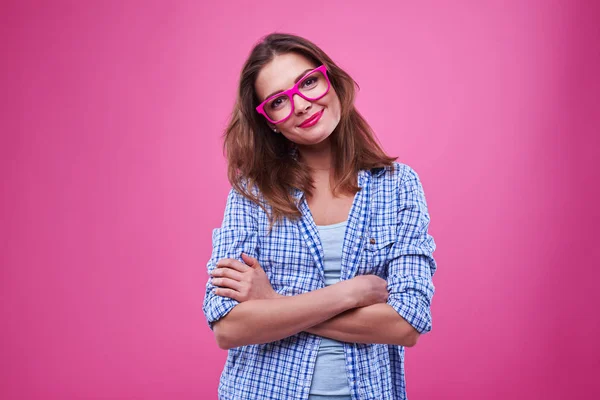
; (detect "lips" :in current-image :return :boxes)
[298,109,324,128]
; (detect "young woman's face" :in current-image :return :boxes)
[254,53,342,146]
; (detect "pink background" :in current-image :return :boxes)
[2,1,599,399]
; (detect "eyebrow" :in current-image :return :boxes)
[262,68,314,101]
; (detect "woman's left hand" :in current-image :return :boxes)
[211,253,281,302]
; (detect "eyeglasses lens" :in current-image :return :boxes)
[265,70,328,123]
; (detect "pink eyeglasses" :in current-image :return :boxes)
[255,65,331,125]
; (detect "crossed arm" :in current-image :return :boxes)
[208,253,421,350]
[305,303,420,347]
[206,167,435,350]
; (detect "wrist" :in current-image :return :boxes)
[334,280,359,309]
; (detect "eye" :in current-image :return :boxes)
[268,95,288,110]
[301,76,318,88]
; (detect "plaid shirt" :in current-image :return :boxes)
[203,162,437,400]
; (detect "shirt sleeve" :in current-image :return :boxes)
[386,164,438,334]
[202,187,259,330]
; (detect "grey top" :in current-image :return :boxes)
[308,220,351,397]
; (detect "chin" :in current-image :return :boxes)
[297,129,333,146]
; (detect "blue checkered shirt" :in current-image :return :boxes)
[203,162,437,400]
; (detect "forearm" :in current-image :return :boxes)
[305,303,420,347]
[213,285,356,349]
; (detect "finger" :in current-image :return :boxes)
[241,253,264,271]
[211,277,243,292]
[211,268,244,281]
[241,253,257,267]
[216,258,250,272]
[214,287,240,301]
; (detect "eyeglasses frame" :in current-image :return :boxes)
[255,64,331,125]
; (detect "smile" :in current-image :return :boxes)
[298,109,324,128]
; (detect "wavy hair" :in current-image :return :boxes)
[223,32,396,226]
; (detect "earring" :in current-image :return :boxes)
[272,128,278,133]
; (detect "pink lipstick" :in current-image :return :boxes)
[298,109,324,128]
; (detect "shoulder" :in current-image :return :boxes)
[224,179,276,227]
[371,161,421,186]
[227,178,265,206]
[369,162,429,207]
[224,180,262,217]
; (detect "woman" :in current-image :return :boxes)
[203,32,437,400]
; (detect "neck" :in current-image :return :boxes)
[297,138,334,171]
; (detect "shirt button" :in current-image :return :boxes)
[370,238,376,245]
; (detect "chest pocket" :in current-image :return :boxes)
[360,225,397,277]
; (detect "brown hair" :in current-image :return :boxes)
[223,32,396,226]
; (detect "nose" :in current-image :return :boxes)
[292,94,312,115]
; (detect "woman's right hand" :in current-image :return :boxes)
[342,275,389,308]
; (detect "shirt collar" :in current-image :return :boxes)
[370,167,386,177]
[292,167,383,201]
